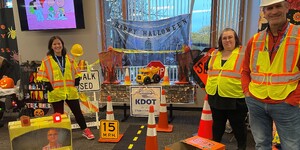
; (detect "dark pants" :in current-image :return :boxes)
[211,107,248,150]
[51,100,87,130]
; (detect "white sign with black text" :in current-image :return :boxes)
[130,86,161,117]
[79,70,100,91]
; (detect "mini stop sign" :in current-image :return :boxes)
[147,61,165,79]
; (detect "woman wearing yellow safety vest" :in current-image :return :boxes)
[37,36,94,140]
[205,28,248,150]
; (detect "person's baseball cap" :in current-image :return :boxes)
[260,0,285,7]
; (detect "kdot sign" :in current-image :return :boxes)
[147,61,165,78]
[79,70,100,91]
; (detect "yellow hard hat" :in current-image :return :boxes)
[260,0,285,7]
[70,44,83,57]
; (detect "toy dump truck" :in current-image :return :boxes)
[136,66,161,84]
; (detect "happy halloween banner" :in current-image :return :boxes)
[110,14,191,65]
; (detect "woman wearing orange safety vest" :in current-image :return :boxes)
[37,36,94,140]
[205,28,248,150]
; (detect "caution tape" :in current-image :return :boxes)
[112,48,184,54]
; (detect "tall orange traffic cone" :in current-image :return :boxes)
[124,68,131,85]
[161,66,170,85]
[145,105,158,150]
[197,94,213,139]
[106,96,114,120]
[156,89,173,132]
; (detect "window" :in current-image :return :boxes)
[0,0,12,8]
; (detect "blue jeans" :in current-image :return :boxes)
[245,97,300,150]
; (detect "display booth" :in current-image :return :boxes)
[8,114,72,150]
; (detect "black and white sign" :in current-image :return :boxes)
[79,70,100,91]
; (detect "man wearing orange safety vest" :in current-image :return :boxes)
[241,0,300,149]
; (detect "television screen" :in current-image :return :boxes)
[17,0,85,31]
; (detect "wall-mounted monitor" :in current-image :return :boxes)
[17,0,85,31]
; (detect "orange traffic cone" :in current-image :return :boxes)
[78,60,87,71]
[99,95,123,143]
[124,68,131,85]
[145,105,158,150]
[161,66,170,85]
[106,96,114,120]
[197,94,213,139]
[31,91,36,100]
[37,91,41,101]
[156,89,173,132]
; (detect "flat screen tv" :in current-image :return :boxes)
[17,0,85,31]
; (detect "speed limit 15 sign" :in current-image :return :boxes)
[100,120,119,139]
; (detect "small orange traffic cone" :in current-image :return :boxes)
[78,60,87,71]
[37,91,41,101]
[197,94,213,139]
[156,89,173,132]
[124,68,131,85]
[99,95,123,143]
[31,91,36,100]
[106,96,114,120]
[145,105,158,150]
[161,66,170,85]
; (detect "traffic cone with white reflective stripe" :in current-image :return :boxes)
[161,66,170,85]
[124,68,131,85]
[197,94,213,139]
[99,95,123,143]
[156,89,173,132]
[106,96,114,120]
[145,105,158,150]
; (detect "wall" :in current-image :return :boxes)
[12,0,101,63]
[11,0,260,108]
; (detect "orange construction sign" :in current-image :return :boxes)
[192,48,215,86]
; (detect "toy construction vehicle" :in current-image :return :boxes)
[136,66,161,84]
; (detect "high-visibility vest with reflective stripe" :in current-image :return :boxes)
[37,54,82,103]
[205,47,245,98]
[249,24,300,100]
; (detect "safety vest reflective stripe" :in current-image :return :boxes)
[251,24,300,83]
[251,72,300,84]
[208,47,245,78]
[208,70,241,78]
[52,80,74,88]
[44,56,54,83]
[252,31,265,72]
[208,49,218,70]
[234,47,245,71]
[284,25,299,72]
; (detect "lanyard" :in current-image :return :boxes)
[54,55,65,74]
[264,23,290,56]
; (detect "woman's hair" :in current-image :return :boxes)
[218,28,241,51]
[47,36,67,56]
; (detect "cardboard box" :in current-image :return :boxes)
[165,136,225,150]
[8,114,72,150]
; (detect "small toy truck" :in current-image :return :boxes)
[136,66,161,84]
